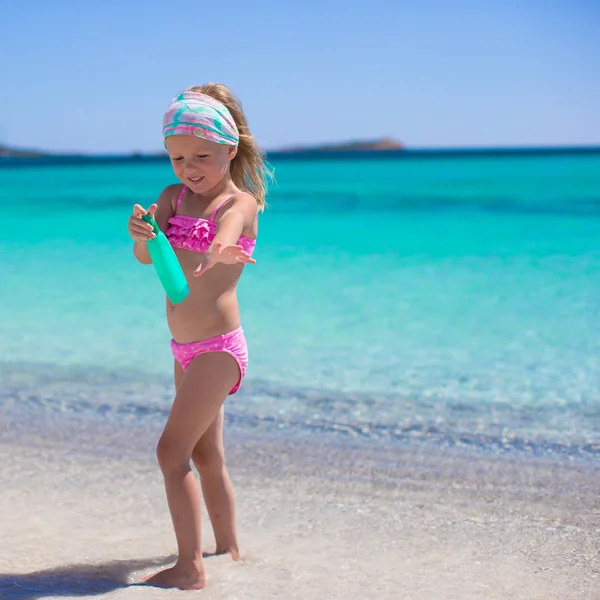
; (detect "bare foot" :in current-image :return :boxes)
[142,563,207,590]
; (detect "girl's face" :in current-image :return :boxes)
[165,134,237,194]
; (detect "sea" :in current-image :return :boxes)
[1,150,599,459]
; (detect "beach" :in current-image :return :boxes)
[1,405,599,600]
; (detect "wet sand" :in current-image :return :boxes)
[1,411,599,600]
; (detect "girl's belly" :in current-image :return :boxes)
[165,249,244,342]
[166,287,241,343]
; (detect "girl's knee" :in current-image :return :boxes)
[156,435,190,472]
[191,445,225,475]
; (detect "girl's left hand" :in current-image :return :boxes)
[193,242,256,277]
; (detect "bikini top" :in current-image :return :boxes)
[165,186,256,256]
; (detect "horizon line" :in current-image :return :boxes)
[1,142,600,159]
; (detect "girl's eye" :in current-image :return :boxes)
[171,157,183,162]
[197,155,209,159]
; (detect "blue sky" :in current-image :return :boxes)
[1,0,598,153]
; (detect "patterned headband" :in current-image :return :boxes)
[162,91,239,146]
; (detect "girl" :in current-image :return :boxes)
[127,84,271,590]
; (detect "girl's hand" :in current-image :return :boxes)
[193,242,256,277]
[128,203,158,242]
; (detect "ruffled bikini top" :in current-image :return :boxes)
[165,186,256,255]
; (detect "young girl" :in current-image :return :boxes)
[127,83,270,590]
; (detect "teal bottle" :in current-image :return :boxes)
[141,214,189,304]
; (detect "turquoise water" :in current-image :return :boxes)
[1,152,599,454]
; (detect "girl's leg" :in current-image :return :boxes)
[177,359,240,558]
[144,352,239,590]
[192,406,240,558]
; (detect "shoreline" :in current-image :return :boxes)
[2,360,599,462]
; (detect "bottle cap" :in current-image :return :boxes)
[141,213,159,234]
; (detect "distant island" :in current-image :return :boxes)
[0,138,404,159]
[273,138,405,153]
[0,144,46,158]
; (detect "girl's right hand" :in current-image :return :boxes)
[128,204,158,242]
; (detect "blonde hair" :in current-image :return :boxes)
[188,83,272,210]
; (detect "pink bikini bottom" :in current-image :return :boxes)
[170,327,248,394]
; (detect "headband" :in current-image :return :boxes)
[162,91,239,146]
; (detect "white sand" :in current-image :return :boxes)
[1,415,599,600]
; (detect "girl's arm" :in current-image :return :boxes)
[193,193,258,276]
[211,193,257,247]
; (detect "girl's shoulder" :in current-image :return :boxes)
[154,184,183,231]
[215,191,259,221]
[159,184,185,209]
[228,190,259,210]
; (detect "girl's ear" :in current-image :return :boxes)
[228,145,238,161]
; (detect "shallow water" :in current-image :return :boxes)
[1,151,600,454]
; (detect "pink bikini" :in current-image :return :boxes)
[166,186,256,256]
[166,186,255,394]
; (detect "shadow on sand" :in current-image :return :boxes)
[0,555,177,599]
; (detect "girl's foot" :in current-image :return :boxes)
[142,562,207,590]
